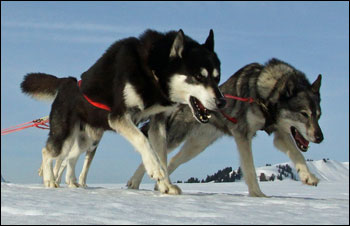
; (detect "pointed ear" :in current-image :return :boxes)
[169,29,185,58]
[285,80,295,98]
[203,29,214,52]
[311,74,322,93]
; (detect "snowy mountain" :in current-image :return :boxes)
[1,174,5,183]
[256,159,349,182]
[184,159,349,183]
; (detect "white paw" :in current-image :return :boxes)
[79,183,88,189]
[298,170,319,186]
[156,181,182,195]
[78,180,88,188]
[127,178,141,189]
[38,167,43,177]
[248,189,268,198]
[44,180,59,188]
[67,181,80,188]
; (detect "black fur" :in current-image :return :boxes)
[21,29,222,158]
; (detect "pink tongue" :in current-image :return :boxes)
[296,132,309,147]
[195,99,206,111]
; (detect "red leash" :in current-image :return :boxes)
[220,94,255,124]
[1,116,50,136]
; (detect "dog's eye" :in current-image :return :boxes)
[213,76,220,83]
[195,74,204,81]
[300,112,309,118]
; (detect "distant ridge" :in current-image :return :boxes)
[182,159,349,183]
[256,159,349,182]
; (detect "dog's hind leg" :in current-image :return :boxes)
[65,135,84,188]
[78,147,97,188]
[77,126,103,188]
[274,130,319,186]
[41,147,58,188]
[167,127,221,176]
[234,135,267,197]
[53,158,65,186]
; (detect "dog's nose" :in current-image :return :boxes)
[315,134,324,143]
[314,131,324,143]
[216,97,226,109]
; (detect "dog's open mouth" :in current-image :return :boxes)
[189,96,211,123]
[291,126,309,152]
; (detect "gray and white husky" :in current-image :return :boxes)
[127,58,324,196]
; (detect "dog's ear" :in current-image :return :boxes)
[203,29,214,52]
[285,79,295,98]
[311,74,322,94]
[170,29,185,58]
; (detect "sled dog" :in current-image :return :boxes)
[127,58,324,197]
[21,29,225,194]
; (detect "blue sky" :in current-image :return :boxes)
[1,1,349,184]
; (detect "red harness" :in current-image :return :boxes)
[78,80,111,111]
[220,94,255,124]
[78,80,254,124]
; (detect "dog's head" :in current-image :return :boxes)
[276,74,324,152]
[167,29,226,123]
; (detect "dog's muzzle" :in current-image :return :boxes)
[216,97,226,109]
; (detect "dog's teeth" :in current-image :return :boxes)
[207,114,211,119]
[200,116,203,120]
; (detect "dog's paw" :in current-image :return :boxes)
[249,190,268,198]
[299,170,319,186]
[68,182,80,188]
[79,184,88,189]
[38,167,43,177]
[157,181,182,195]
[127,178,141,190]
[78,181,88,189]
[44,180,59,188]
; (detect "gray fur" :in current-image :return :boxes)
[127,58,324,197]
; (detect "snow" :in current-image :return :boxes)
[256,160,349,182]
[1,160,349,225]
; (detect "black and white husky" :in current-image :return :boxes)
[21,29,225,194]
[127,58,324,197]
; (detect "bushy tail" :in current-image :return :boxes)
[21,73,61,102]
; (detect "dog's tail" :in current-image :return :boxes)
[21,73,64,102]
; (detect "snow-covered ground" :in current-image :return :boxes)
[1,160,349,225]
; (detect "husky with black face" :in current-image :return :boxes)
[21,29,225,194]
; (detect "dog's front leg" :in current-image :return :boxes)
[148,114,181,195]
[234,135,267,197]
[274,130,319,186]
[109,114,168,187]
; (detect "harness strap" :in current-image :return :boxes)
[78,80,111,111]
[221,94,255,124]
[222,94,276,131]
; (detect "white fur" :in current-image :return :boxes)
[213,68,219,78]
[200,68,208,77]
[108,114,167,182]
[123,83,144,110]
[169,74,217,110]
[30,92,57,102]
